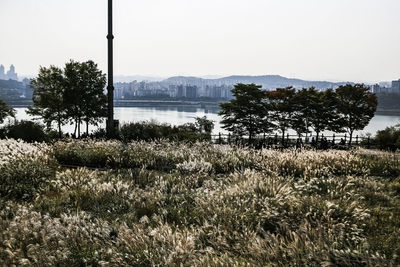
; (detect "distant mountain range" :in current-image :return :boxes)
[114,75,165,83]
[160,75,354,90]
[6,74,358,90]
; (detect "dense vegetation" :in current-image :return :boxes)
[0,99,15,124]
[220,84,377,145]
[0,139,399,266]
[374,125,400,151]
[117,117,214,143]
[28,60,107,138]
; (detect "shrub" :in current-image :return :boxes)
[120,121,211,143]
[3,120,48,143]
[374,126,400,151]
[91,128,107,139]
[120,121,171,142]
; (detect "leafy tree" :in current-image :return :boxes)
[295,87,339,142]
[292,88,314,138]
[0,99,15,124]
[64,60,107,137]
[265,87,297,144]
[335,84,377,145]
[28,66,67,138]
[29,61,107,138]
[219,83,273,144]
[195,116,214,134]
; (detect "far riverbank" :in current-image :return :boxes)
[5,99,400,116]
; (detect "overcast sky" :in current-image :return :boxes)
[0,0,399,82]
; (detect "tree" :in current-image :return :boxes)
[28,66,67,138]
[265,87,297,145]
[335,84,377,145]
[219,83,273,144]
[292,88,314,138]
[0,99,15,124]
[64,60,107,137]
[195,116,214,134]
[29,60,107,138]
[295,87,339,143]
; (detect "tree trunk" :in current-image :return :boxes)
[74,120,78,138]
[86,120,89,136]
[248,130,252,145]
[316,131,320,144]
[78,118,81,138]
[305,119,308,141]
[281,129,285,146]
[349,130,353,146]
[58,119,62,139]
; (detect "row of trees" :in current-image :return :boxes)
[219,83,378,145]
[28,60,107,138]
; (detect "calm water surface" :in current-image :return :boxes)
[8,107,400,137]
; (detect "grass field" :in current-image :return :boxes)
[1,139,399,266]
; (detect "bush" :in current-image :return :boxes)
[375,126,400,151]
[120,121,211,143]
[91,128,107,139]
[3,120,48,143]
[120,121,172,142]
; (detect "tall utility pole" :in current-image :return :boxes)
[107,0,114,137]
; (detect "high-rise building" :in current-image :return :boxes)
[0,65,5,80]
[1,64,18,80]
[392,79,400,94]
[185,86,198,98]
[372,84,383,93]
[177,85,185,98]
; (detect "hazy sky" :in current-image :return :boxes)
[1,0,399,82]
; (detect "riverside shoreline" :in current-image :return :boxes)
[6,99,400,116]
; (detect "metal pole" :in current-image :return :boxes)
[107,0,114,137]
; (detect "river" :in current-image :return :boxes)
[6,107,400,137]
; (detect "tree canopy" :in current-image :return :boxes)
[219,83,377,146]
[219,83,273,143]
[28,66,67,138]
[265,87,297,143]
[0,99,15,124]
[63,60,107,136]
[335,84,377,145]
[28,60,107,138]
[294,87,339,142]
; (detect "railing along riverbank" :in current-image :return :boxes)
[211,132,372,149]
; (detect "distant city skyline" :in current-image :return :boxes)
[0,64,18,81]
[1,0,400,83]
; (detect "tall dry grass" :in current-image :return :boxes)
[0,139,399,266]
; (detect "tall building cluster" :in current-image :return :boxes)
[372,79,400,94]
[114,81,233,100]
[0,64,18,81]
